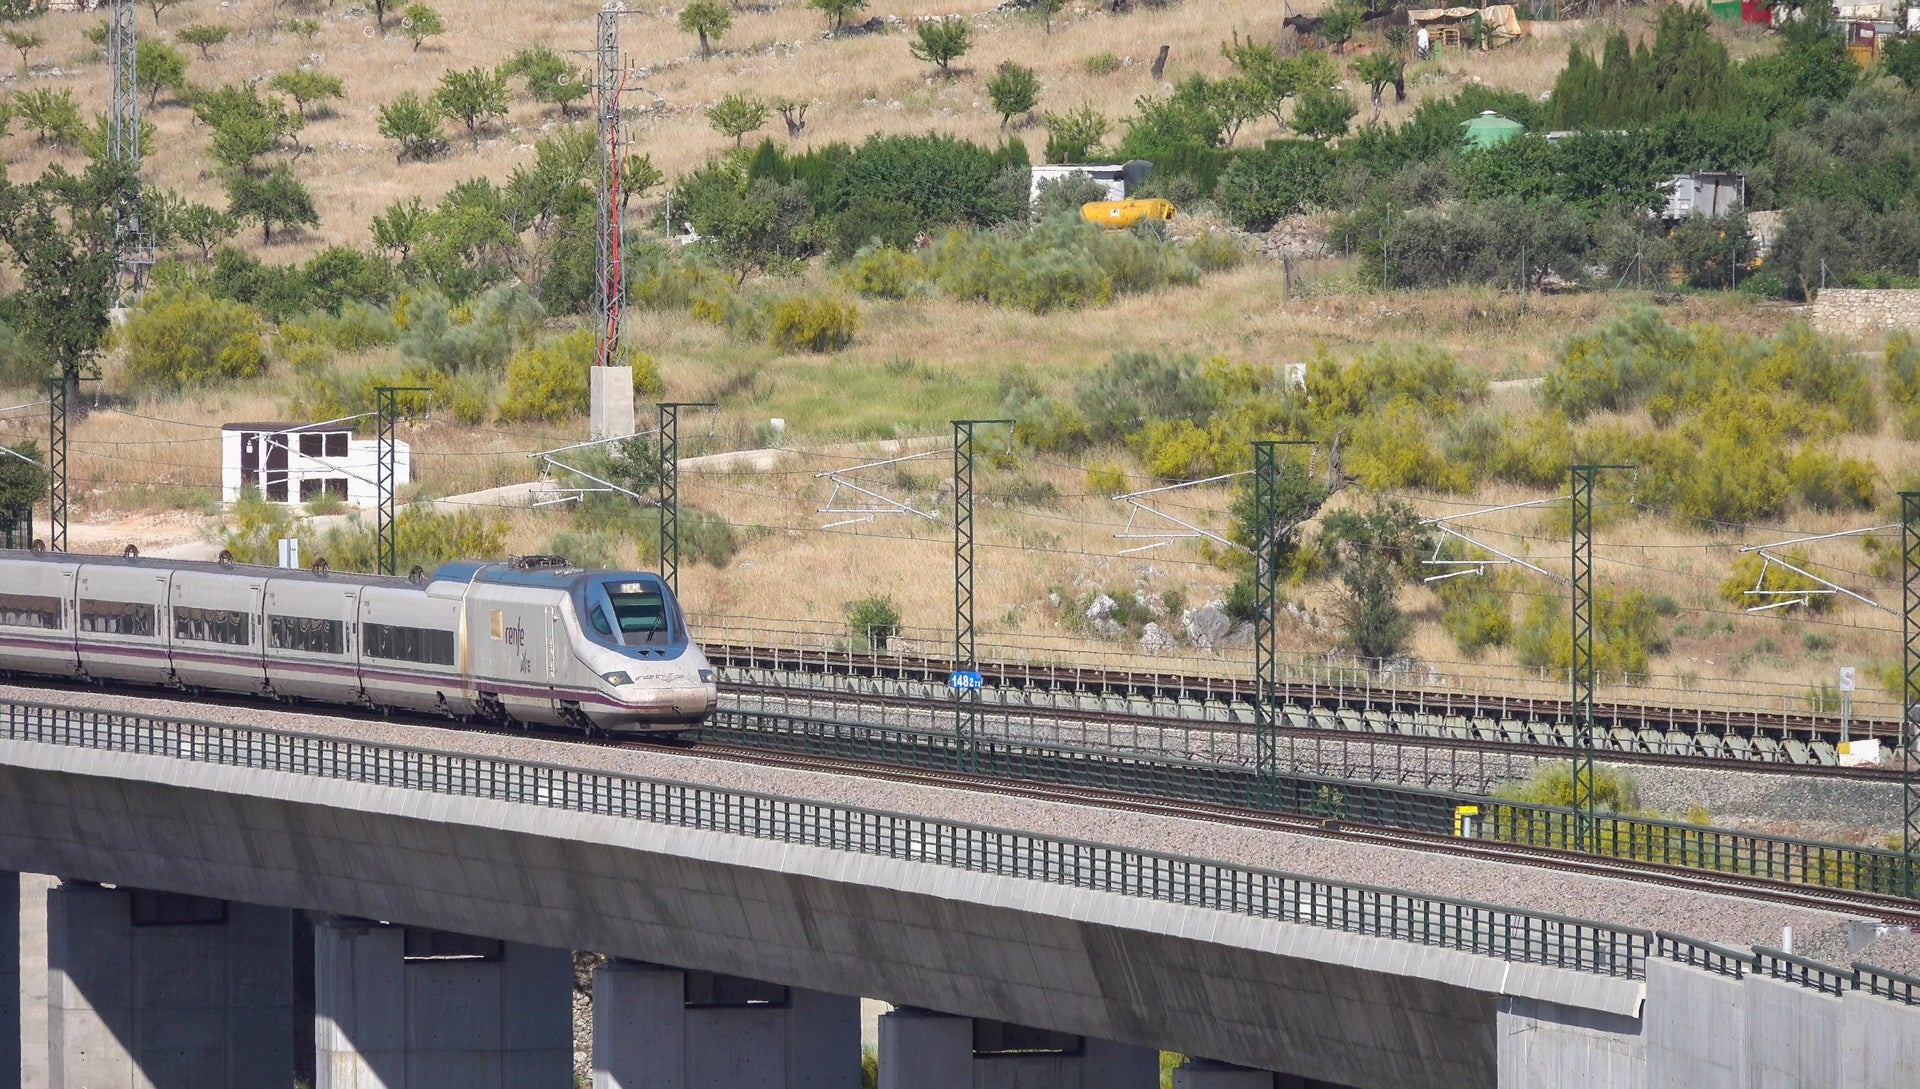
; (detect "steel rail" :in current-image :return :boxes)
[723,682,1905,782]
[707,643,1900,754]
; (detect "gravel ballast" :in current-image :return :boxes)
[0,683,1881,959]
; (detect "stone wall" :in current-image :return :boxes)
[1810,288,1920,337]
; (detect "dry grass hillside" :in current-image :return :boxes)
[0,0,1757,256]
[0,1,1909,726]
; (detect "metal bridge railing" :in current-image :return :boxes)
[703,709,1917,901]
[2,697,1646,979]
[3,697,1917,1007]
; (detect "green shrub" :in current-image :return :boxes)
[846,592,902,651]
[1495,763,1641,813]
[1184,231,1243,272]
[399,283,542,374]
[1083,51,1121,76]
[1215,140,1337,231]
[542,529,625,570]
[118,288,266,390]
[682,508,740,567]
[768,293,859,352]
[1514,586,1667,679]
[1438,575,1513,657]
[1884,331,1920,439]
[837,243,929,300]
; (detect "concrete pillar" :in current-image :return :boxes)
[589,366,635,440]
[1172,1059,1277,1089]
[592,961,858,1089]
[1171,1058,1374,1089]
[2,873,17,1089]
[876,1007,1157,1089]
[1743,973,1841,1088]
[19,874,50,1089]
[45,881,296,1089]
[315,919,572,1089]
[1495,995,1644,1089]
[1840,985,1920,1089]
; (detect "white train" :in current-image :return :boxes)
[0,548,717,734]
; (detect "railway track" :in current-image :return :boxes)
[724,681,1907,783]
[706,643,1902,757]
[683,738,1920,926]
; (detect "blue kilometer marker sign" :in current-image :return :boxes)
[948,671,983,690]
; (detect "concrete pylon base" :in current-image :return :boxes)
[877,1007,1157,1089]
[592,961,858,1089]
[45,881,295,1089]
[589,366,635,441]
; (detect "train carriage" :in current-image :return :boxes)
[0,549,716,735]
[262,573,364,704]
[75,561,171,686]
[0,557,75,677]
[168,566,266,694]
[357,581,469,717]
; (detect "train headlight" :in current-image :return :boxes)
[698,669,714,683]
[600,671,633,687]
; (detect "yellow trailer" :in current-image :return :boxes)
[1081,199,1177,229]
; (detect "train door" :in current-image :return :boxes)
[544,607,559,683]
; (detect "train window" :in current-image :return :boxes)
[589,607,612,637]
[363,622,455,666]
[79,599,156,637]
[601,582,673,645]
[173,605,251,646]
[0,593,60,629]
[269,614,345,655]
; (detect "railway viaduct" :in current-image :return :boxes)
[1,704,1918,1089]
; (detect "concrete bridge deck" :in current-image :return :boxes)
[1,697,1917,1088]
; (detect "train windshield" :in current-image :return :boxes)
[594,580,676,647]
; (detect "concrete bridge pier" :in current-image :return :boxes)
[45,880,296,1089]
[314,918,571,1089]
[591,960,858,1088]
[1172,1057,1365,1088]
[2,872,17,1089]
[876,1006,1157,1089]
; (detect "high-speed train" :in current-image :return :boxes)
[0,548,718,734]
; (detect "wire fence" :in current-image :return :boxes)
[2,696,1917,1007]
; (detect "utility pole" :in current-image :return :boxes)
[46,380,66,553]
[655,401,714,598]
[1902,491,1918,899]
[594,5,632,370]
[375,387,428,576]
[952,420,1011,773]
[108,0,151,302]
[1570,464,1630,853]
[1252,439,1315,796]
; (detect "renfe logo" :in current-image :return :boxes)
[504,621,526,648]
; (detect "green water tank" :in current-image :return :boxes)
[1459,111,1526,150]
